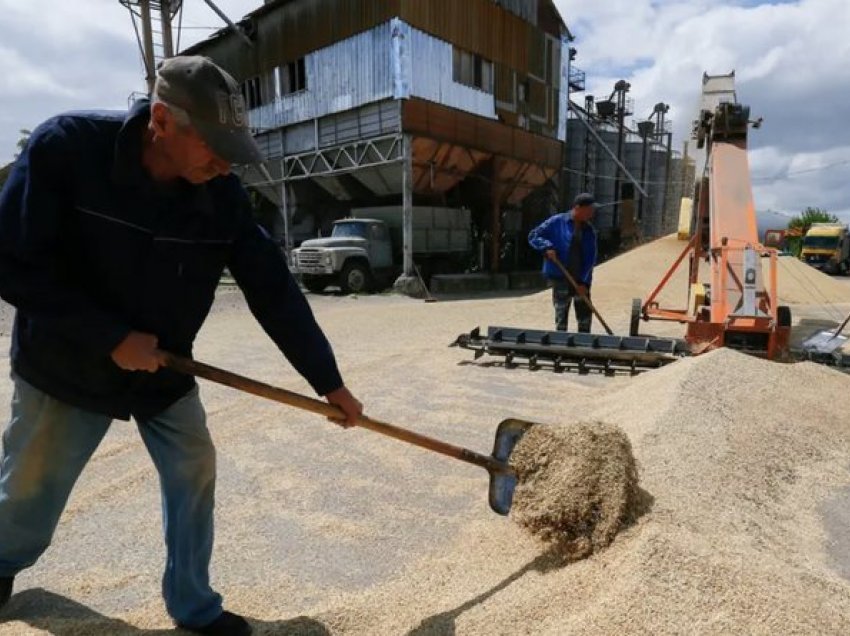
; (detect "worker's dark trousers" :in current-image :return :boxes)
[0,377,222,628]
[550,278,592,332]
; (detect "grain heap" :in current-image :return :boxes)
[307,349,850,635]
[509,421,639,560]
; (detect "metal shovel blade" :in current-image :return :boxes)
[488,419,536,515]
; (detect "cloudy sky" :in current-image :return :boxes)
[1,0,848,222]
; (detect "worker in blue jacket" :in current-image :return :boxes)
[0,56,362,636]
[528,193,599,332]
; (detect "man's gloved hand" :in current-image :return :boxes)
[323,385,363,428]
[111,331,164,372]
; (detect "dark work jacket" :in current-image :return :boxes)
[0,100,342,420]
[527,212,598,286]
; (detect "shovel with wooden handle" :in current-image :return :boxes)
[548,253,614,335]
[161,352,534,515]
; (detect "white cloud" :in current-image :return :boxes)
[0,0,260,163]
[557,0,850,219]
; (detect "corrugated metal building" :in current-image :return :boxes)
[184,0,579,274]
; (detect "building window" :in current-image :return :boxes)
[452,48,494,94]
[277,57,307,96]
[518,79,530,103]
[241,76,262,109]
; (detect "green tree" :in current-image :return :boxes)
[787,207,839,236]
[14,129,31,159]
[1,129,32,192]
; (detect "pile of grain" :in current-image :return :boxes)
[509,422,639,560]
[590,234,850,313]
[306,349,850,635]
[2,235,850,635]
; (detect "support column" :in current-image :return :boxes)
[140,0,157,93]
[160,1,175,59]
[392,134,425,297]
[280,179,292,257]
[402,133,413,277]
[490,157,502,272]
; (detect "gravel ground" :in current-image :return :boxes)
[0,235,848,635]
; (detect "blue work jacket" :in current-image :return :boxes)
[528,212,598,285]
[0,99,342,420]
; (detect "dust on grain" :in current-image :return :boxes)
[509,422,639,559]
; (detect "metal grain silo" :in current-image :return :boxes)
[593,128,618,233]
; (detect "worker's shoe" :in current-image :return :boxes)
[178,610,252,636]
[0,576,13,609]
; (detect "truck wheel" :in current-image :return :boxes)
[302,275,326,294]
[629,298,642,336]
[340,262,371,294]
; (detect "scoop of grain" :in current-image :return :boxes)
[509,421,640,559]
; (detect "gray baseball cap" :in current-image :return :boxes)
[153,55,263,165]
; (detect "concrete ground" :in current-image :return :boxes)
[0,248,847,634]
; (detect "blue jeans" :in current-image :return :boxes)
[551,279,592,332]
[0,375,221,627]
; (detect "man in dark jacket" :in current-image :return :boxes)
[0,56,361,636]
[528,193,599,332]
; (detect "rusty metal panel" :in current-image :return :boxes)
[188,0,400,79]
[256,0,400,73]
[401,0,532,73]
[403,99,561,169]
[527,29,546,79]
[496,0,539,25]
[495,63,516,108]
[528,78,547,120]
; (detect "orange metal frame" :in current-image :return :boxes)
[639,111,790,360]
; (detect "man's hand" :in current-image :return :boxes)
[576,284,589,297]
[544,249,557,261]
[110,331,164,372]
[324,385,363,428]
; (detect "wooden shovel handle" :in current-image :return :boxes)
[549,255,614,335]
[160,352,508,474]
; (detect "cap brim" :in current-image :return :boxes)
[194,121,263,165]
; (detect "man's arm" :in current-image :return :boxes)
[227,194,361,425]
[528,215,557,253]
[0,121,132,358]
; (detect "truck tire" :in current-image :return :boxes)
[340,261,371,294]
[302,275,327,294]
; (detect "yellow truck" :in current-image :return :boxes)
[800,223,850,274]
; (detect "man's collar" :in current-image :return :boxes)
[111,98,152,187]
[111,98,215,216]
